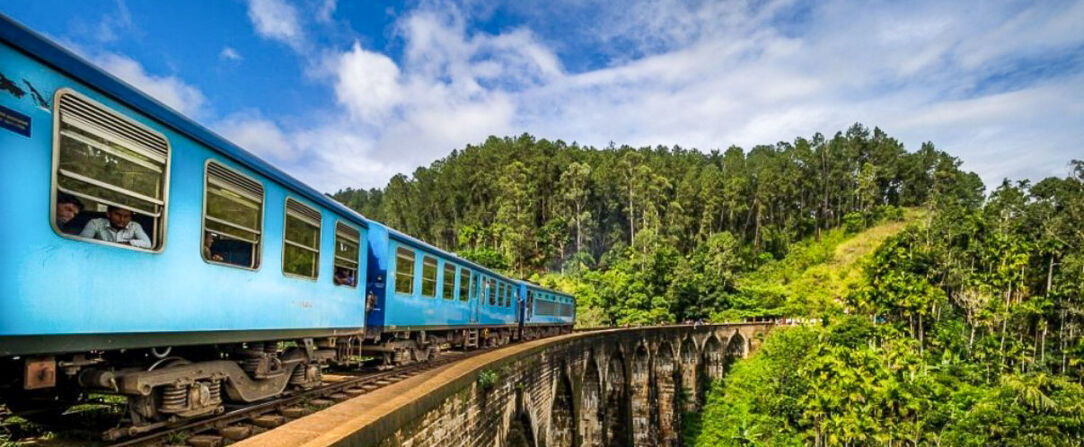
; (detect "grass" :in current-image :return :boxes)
[729,208,925,317]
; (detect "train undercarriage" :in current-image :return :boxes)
[0,325,571,439]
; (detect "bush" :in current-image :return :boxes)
[843,212,866,234]
[477,369,499,391]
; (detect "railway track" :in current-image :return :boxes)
[104,349,485,447]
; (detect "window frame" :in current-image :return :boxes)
[487,278,496,306]
[441,261,456,300]
[394,246,416,295]
[333,220,361,288]
[459,268,470,302]
[469,271,477,301]
[50,88,172,253]
[281,197,321,280]
[200,160,264,270]
[420,255,438,298]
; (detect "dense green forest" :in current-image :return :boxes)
[334,123,981,323]
[334,124,1084,445]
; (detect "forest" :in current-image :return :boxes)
[333,124,1084,445]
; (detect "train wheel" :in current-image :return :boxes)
[411,344,431,363]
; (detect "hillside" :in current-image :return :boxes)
[685,166,1084,445]
[721,207,926,319]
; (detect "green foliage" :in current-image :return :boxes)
[477,369,499,391]
[689,159,1084,446]
[334,125,966,278]
[843,212,866,233]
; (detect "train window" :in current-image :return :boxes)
[496,283,503,306]
[202,161,262,269]
[421,256,437,298]
[442,262,456,300]
[334,222,360,287]
[488,279,496,306]
[505,286,513,308]
[459,268,470,302]
[52,90,170,251]
[395,247,415,295]
[283,198,321,279]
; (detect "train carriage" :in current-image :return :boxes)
[0,13,576,437]
[519,282,575,339]
[364,221,522,364]
[0,15,370,430]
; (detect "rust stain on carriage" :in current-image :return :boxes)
[23,356,56,390]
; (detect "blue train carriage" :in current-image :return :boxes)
[364,221,522,366]
[519,282,576,339]
[0,15,371,428]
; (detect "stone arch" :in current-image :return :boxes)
[630,343,657,447]
[580,356,603,447]
[507,386,537,447]
[724,332,746,373]
[699,335,724,400]
[679,337,700,412]
[655,341,680,447]
[603,349,629,447]
[550,368,576,447]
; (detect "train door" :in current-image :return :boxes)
[470,273,481,324]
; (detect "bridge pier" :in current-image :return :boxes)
[580,355,603,447]
[231,324,773,447]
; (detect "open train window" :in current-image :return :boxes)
[395,247,415,295]
[421,255,437,298]
[51,89,170,251]
[442,262,456,300]
[497,283,504,307]
[334,222,360,287]
[459,268,470,302]
[202,161,262,269]
[283,198,320,279]
[504,284,511,308]
[488,279,496,306]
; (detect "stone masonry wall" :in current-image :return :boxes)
[364,324,770,447]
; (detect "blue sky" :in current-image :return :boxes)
[3,0,1083,191]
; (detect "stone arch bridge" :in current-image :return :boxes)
[237,323,775,447]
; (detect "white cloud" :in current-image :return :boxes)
[96,53,207,117]
[220,47,242,61]
[216,112,296,163]
[218,0,1084,192]
[334,42,402,123]
[316,0,337,23]
[246,0,304,49]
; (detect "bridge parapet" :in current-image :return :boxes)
[235,323,774,447]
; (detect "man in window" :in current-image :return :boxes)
[334,267,355,286]
[55,192,84,235]
[203,232,225,262]
[80,206,152,248]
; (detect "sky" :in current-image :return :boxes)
[3,0,1083,192]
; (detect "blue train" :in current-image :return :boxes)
[0,14,573,430]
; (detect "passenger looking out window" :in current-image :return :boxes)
[80,206,151,248]
[53,91,169,250]
[203,232,224,262]
[334,266,355,286]
[334,222,360,287]
[55,192,83,235]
